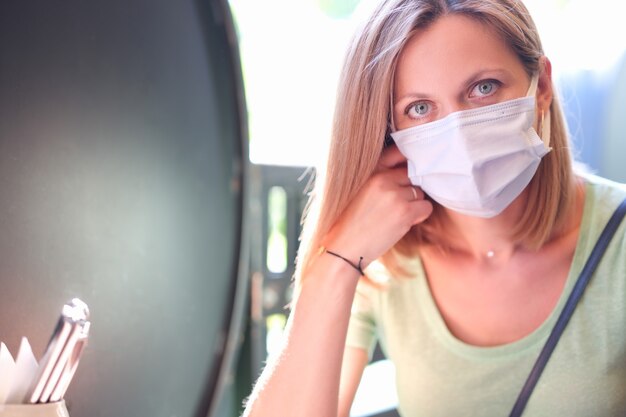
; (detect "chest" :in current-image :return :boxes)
[390,343,626,417]
[375,254,626,417]
[419,245,575,346]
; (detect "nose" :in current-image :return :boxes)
[437,100,471,121]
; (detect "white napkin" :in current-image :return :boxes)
[0,342,16,404]
[0,338,40,405]
[6,338,39,404]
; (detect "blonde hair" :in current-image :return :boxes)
[294,0,576,290]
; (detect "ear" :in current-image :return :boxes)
[536,56,553,113]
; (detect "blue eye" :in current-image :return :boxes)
[406,101,431,118]
[479,83,492,94]
[471,80,499,97]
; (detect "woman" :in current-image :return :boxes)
[242,1,626,416]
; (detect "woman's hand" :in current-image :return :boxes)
[323,144,433,267]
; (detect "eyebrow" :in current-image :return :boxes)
[393,68,514,106]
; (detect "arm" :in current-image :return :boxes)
[338,347,370,417]
[242,146,432,417]
[242,255,363,417]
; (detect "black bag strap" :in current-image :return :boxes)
[509,196,626,417]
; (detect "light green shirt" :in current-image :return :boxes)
[346,174,626,416]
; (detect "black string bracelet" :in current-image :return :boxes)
[320,246,365,276]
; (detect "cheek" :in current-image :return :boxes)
[391,109,404,130]
[392,114,413,131]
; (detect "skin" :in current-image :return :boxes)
[243,13,585,417]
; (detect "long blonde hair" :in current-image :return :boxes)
[294,0,575,291]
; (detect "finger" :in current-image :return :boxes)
[410,199,434,225]
[408,185,418,201]
[382,165,413,186]
[405,185,425,202]
[378,143,407,170]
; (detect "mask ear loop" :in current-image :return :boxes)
[526,74,539,97]
[531,72,551,149]
[540,108,552,149]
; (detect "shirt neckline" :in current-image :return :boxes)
[414,178,595,360]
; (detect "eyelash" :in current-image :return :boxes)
[470,79,502,98]
[402,79,503,120]
[404,101,431,118]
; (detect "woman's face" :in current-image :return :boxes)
[392,14,531,131]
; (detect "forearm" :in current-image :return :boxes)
[242,148,433,417]
[242,254,360,417]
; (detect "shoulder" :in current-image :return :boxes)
[355,258,424,308]
[581,172,626,209]
[578,172,626,259]
[361,258,424,288]
[579,172,626,230]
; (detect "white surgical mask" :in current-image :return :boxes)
[390,75,551,218]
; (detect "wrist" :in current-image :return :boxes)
[318,246,365,276]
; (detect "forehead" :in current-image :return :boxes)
[394,14,525,93]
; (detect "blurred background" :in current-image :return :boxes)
[0,1,624,417]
